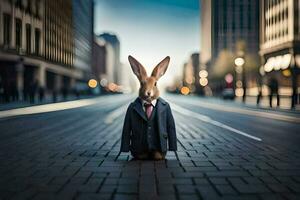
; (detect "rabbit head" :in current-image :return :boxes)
[128,55,170,103]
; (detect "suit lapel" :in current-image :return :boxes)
[156,97,167,115]
[133,98,147,121]
[133,97,167,121]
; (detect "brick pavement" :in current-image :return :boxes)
[0,102,300,200]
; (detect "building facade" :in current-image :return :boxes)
[211,0,259,62]
[201,0,260,64]
[72,0,94,84]
[94,33,133,93]
[0,0,45,101]
[0,0,93,103]
[92,37,106,81]
[260,0,300,108]
[200,0,260,96]
[182,53,202,94]
[97,33,120,85]
[200,0,211,69]
[44,0,77,95]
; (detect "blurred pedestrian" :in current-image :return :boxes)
[269,78,279,108]
[257,89,262,106]
[75,88,80,99]
[0,76,3,103]
[12,82,18,101]
[53,90,57,103]
[38,86,45,102]
[29,80,38,104]
[62,86,68,100]
[256,77,262,106]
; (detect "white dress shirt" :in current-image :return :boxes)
[141,99,157,111]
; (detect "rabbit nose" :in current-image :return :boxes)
[147,92,151,96]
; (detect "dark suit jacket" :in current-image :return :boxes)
[120,97,177,153]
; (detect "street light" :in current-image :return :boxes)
[199,78,208,87]
[199,70,208,78]
[88,79,98,88]
[199,69,208,87]
[234,57,244,74]
[180,86,190,95]
[234,57,246,102]
[234,57,245,67]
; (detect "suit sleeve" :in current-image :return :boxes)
[167,104,177,151]
[120,104,132,152]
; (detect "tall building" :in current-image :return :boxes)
[182,53,202,94]
[97,33,120,85]
[200,0,260,95]
[44,0,75,93]
[201,0,259,67]
[260,0,300,108]
[212,0,259,61]
[200,0,211,69]
[92,37,106,82]
[0,0,94,102]
[72,0,94,82]
[191,53,202,94]
[92,36,116,89]
[0,0,45,101]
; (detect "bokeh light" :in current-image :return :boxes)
[88,79,98,88]
[225,73,233,83]
[235,65,243,74]
[236,80,243,88]
[199,78,208,86]
[235,88,244,97]
[108,83,118,92]
[282,69,291,77]
[234,57,245,67]
[180,87,190,95]
[100,78,108,87]
[199,70,208,78]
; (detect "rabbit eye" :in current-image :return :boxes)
[154,82,157,86]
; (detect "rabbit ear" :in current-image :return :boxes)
[128,55,148,81]
[151,56,170,80]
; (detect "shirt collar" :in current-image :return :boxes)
[141,98,157,107]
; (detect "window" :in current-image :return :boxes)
[26,24,31,54]
[35,28,41,55]
[35,0,41,19]
[15,0,23,9]
[26,0,33,14]
[15,18,22,49]
[240,4,244,29]
[3,14,11,46]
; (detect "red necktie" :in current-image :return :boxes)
[144,103,153,119]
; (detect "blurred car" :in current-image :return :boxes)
[222,88,235,100]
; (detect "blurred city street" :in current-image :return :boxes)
[0,94,300,200]
[1,0,300,199]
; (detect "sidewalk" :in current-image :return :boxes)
[0,95,94,111]
[163,94,300,123]
[234,96,300,112]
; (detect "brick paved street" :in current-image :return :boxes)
[0,95,300,200]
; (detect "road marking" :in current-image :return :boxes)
[104,104,128,124]
[171,103,262,142]
[0,96,132,119]
[0,99,98,119]
[172,98,300,123]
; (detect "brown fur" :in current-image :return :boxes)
[128,55,170,103]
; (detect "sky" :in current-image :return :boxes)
[94,0,200,87]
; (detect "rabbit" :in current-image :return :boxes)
[120,55,177,160]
